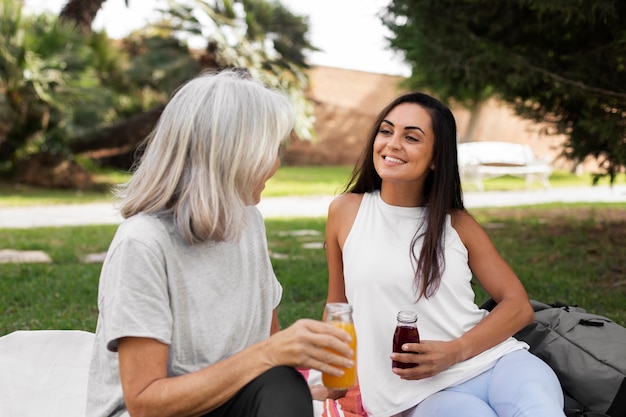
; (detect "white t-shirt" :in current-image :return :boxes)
[86,208,282,417]
[343,191,527,417]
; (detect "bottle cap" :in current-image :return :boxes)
[397,310,418,323]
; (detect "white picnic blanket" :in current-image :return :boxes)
[0,330,327,417]
[0,330,94,417]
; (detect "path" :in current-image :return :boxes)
[0,185,625,229]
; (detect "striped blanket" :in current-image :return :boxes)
[299,368,367,417]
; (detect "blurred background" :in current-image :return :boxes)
[3,0,625,190]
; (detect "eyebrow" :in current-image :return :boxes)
[382,119,426,135]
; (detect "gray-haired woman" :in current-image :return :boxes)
[86,69,354,417]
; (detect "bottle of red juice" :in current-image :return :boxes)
[392,310,420,369]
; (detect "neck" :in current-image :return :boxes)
[380,182,425,207]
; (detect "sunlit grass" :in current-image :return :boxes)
[1,206,624,336]
[1,166,624,207]
[263,166,353,197]
[0,181,117,207]
[463,169,625,191]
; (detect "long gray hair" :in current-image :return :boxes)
[116,69,295,244]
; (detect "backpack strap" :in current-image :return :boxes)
[479,297,497,312]
[564,393,611,417]
[530,299,552,312]
[479,297,552,313]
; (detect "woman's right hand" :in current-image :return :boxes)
[265,319,355,377]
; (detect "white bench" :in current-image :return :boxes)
[458,141,552,191]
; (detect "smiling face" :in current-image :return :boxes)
[373,102,435,198]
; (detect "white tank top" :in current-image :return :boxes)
[343,191,527,417]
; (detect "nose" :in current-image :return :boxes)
[387,132,402,150]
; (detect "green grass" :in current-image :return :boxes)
[264,166,353,196]
[0,166,353,206]
[460,169,625,191]
[1,166,624,335]
[0,226,116,332]
[1,166,624,207]
[0,180,118,207]
[1,205,625,336]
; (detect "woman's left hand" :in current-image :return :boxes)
[390,340,462,380]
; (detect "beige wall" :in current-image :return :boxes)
[283,66,595,172]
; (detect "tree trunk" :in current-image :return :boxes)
[70,105,164,155]
[59,0,107,34]
[461,99,485,143]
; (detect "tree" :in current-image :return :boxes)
[156,0,317,139]
[1,0,317,185]
[59,0,109,34]
[0,0,118,168]
[65,0,316,164]
[382,0,626,180]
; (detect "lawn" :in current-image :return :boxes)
[1,166,625,206]
[1,204,625,336]
[1,166,625,335]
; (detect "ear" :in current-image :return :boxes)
[430,163,435,170]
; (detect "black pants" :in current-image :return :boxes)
[203,366,313,417]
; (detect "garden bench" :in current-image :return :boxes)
[457,141,553,191]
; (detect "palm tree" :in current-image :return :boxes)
[71,0,318,165]
[59,0,106,34]
[2,0,318,184]
[59,0,119,34]
[0,0,120,181]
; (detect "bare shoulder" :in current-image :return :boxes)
[450,209,485,244]
[327,193,364,248]
[450,209,478,227]
[328,193,363,216]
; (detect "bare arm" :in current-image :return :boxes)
[324,194,362,308]
[451,210,533,359]
[392,210,533,379]
[119,320,355,417]
[270,309,280,335]
[308,194,362,400]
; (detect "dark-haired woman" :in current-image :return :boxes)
[324,92,565,417]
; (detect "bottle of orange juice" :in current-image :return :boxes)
[322,303,357,389]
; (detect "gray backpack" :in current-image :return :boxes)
[481,298,626,417]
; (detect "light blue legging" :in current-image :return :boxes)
[403,350,565,417]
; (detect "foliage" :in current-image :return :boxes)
[117,34,200,113]
[153,0,317,139]
[383,0,626,181]
[1,208,625,336]
[0,0,318,183]
[0,0,117,171]
[59,0,108,33]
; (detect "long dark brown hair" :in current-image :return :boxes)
[344,92,465,299]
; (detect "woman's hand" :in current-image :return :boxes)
[390,340,462,380]
[116,319,354,417]
[265,319,355,378]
